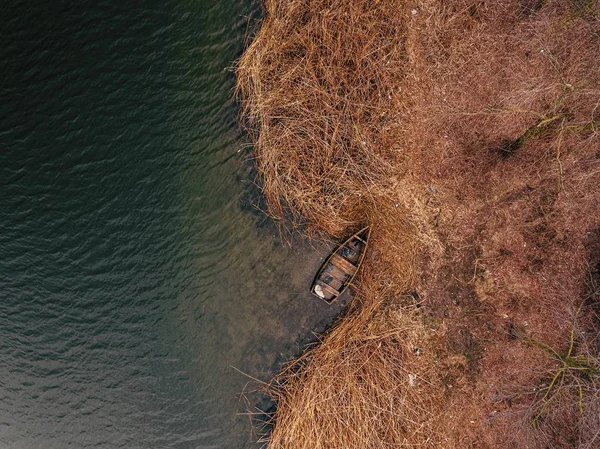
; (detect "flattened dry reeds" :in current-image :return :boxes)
[237,0,600,447]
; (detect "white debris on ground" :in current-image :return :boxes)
[408,374,417,386]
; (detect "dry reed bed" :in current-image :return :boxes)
[267,296,442,449]
[237,0,413,236]
[237,0,600,447]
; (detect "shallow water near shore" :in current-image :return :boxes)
[0,2,345,448]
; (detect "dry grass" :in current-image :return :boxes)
[237,0,414,237]
[266,292,443,449]
[237,0,600,447]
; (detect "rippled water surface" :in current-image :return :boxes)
[0,2,344,448]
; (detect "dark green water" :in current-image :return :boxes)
[0,2,345,448]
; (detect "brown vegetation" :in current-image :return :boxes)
[237,0,600,447]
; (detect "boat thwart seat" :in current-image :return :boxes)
[330,254,357,276]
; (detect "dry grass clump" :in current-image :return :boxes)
[237,0,413,236]
[237,0,600,447]
[267,289,444,449]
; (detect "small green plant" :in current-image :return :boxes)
[520,329,599,423]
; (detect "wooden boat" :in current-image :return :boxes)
[311,226,371,303]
